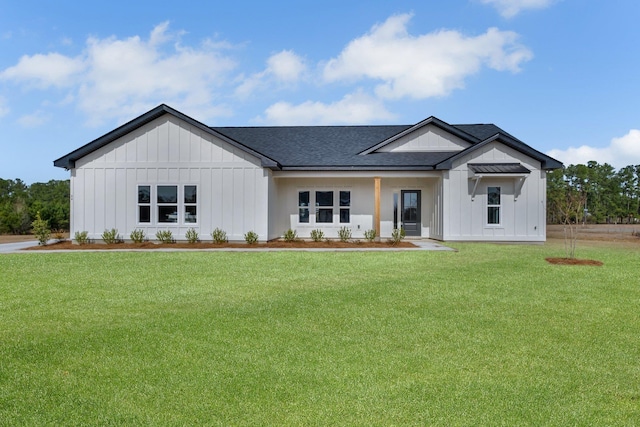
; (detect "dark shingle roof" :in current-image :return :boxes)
[211,122,544,170]
[54,104,563,171]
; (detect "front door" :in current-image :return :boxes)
[401,190,421,236]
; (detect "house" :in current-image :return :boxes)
[54,104,562,242]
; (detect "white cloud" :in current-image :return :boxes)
[548,129,640,169]
[18,110,51,127]
[0,22,237,126]
[323,14,532,100]
[235,50,307,98]
[479,0,557,18]
[259,90,395,125]
[78,22,236,125]
[0,52,85,88]
[0,96,9,117]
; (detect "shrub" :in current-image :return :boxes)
[74,231,90,245]
[185,228,200,244]
[364,229,377,242]
[283,229,298,242]
[388,228,406,246]
[101,228,123,244]
[31,212,51,246]
[211,228,228,244]
[338,226,352,242]
[52,229,66,242]
[130,229,146,243]
[156,230,175,244]
[244,230,259,245]
[310,229,325,242]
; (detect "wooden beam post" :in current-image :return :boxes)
[374,176,381,240]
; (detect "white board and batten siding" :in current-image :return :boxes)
[70,115,269,242]
[442,141,546,241]
[377,124,471,152]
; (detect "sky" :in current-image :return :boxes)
[1,0,640,183]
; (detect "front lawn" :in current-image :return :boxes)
[1,243,639,425]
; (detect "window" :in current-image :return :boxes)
[299,191,310,223]
[339,191,350,223]
[158,185,178,223]
[138,185,151,223]
[487,186,501,225]
[316,191,333,223]
[137,184,197,224]
[184,185,197,223]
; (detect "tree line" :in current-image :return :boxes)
[547,161,640,224]
[0,178,70,234]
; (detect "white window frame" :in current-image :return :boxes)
[339,190,351,224]
[315,190,334,223]
[183,185,198,225]
[487,185,501,226]
[137,184,152,224]
[296,189,351,225]
[137,184,198,225]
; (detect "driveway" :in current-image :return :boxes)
[0,240,41,253]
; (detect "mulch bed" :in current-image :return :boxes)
[26,240,417,250]
[545,257,603,266]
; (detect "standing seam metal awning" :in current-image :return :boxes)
[468,163,531,200]
[468,163,531,174]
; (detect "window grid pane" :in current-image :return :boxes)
[488,207,500,224]
[184,185,197,203]
[138,186,150,204]
[158,205,178,223]
[340,208,350,223]
[316,208,333,223]
[185,206,197,223]
[340,191,350,207]
[316,191,333,207]
[157,186,177,203]
[139,206,151,223]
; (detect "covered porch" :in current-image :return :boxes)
[270,171,442,240]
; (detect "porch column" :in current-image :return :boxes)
[374,176,381,239]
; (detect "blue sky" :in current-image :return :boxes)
[1,0,639,183]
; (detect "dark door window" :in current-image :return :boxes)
[401,190,421,236]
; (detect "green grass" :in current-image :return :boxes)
[1,243,639,425]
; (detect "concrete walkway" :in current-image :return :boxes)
[0,239,455,254]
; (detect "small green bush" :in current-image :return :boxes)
[283,229,298,242]
[130,229,146,243]
[74,231,90,245]
[310,229,325,242]
[364,229,377,242]
[244,231,259,245]
[389,228,406,246]
[185,228,200,244]
[211,228,228,244]
[338,226,352,242]
[31,212,51,246]
[156,230,175,244]
[101,228,123,244]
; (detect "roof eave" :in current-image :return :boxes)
[435,133,564,170]
[278,165,437,171]
[359,116,480,155]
